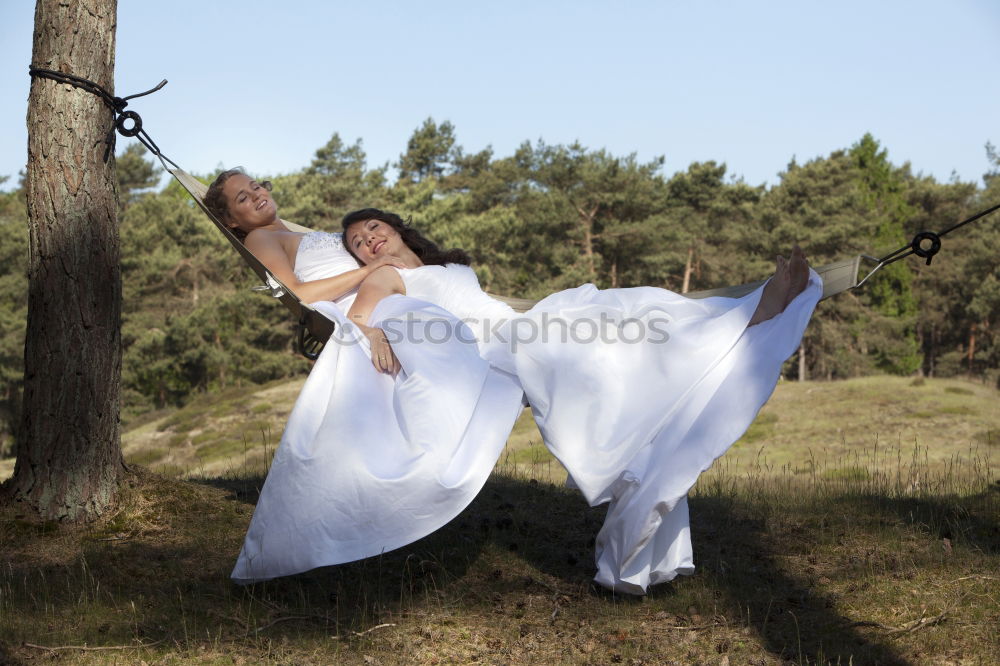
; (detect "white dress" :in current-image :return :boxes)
[233,232,822,595]
[231,233,525,583]
[392,263,821,594]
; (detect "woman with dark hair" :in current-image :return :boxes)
[340,208,472,266]
[334,209,819,593]
[208,173,527,587]
[218,170,820,593]
[203,174,479,371]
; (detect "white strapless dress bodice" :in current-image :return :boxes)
[394,265,517,363]
[398,264,516,323]
[293,231,361,310]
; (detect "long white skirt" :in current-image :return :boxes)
[233,272,821,594]
[231,298,524,583]
[489,271,823,593]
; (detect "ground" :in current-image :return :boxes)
[0,375,997,664]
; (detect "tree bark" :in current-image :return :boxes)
[798,343,807,381]
[6,0,124,521]
[575,203,598,281]
[928,324,936,378]
[967,323,976,378]
[681,246,694,294]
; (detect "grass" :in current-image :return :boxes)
[721,376,1000,475]
[107,378,305,481]
[0,375,997,664]
[7,374,986,487]
[1,451,996,664]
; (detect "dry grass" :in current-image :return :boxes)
[501,375,999,486]
[0,376,998,664]
[1,458,996,664]
[723,376,999,475]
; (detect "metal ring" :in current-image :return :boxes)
[910,231,941,265]
[115,110,142,137]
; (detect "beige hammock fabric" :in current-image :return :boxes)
[169,167,861,356]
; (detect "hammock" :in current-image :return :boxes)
[168,166,864,359]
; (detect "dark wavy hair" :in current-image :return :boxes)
[204,167,272,242]
[341,208,471,266]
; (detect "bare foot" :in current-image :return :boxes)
[748,254,790,326]
[784,245,809,308]
[748,246,811,326]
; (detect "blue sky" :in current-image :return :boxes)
[1,0,998,192]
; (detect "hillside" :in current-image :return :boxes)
[2,375,995,485]
[108,374,1000,484]
[1,375,995,490]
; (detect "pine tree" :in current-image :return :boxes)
[850,134,921,375]
[7,0,125,520]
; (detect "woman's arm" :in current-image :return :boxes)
[347,266,407,374]
[246,230,404,304]
[346,265,405,325]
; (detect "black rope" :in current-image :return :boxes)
[875,202,1000,268]
[28,66,178,168]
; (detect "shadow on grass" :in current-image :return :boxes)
[196,473,925,663]
[192,473,605,624]
[684,479,997,665]
[4,471,996,663]
[683,494,909,665]
[863,488,1000,554]
[472,477,918,664]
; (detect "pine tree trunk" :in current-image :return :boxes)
[967,323,976,378]
[681,246,694,294]
[927,324,936,377]
[6,0,124,521]
[583,211,596,281]
[575,204,598,282]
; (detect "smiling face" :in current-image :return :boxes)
[345,217,406,265]
[220,173,278,232]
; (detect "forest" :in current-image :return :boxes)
[0,121,997,457]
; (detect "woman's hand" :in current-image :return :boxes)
[359,324,401,375]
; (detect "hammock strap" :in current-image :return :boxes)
[855,202,1000,288]
[28,66,178,168]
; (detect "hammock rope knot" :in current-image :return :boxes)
[28,66,177,168]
